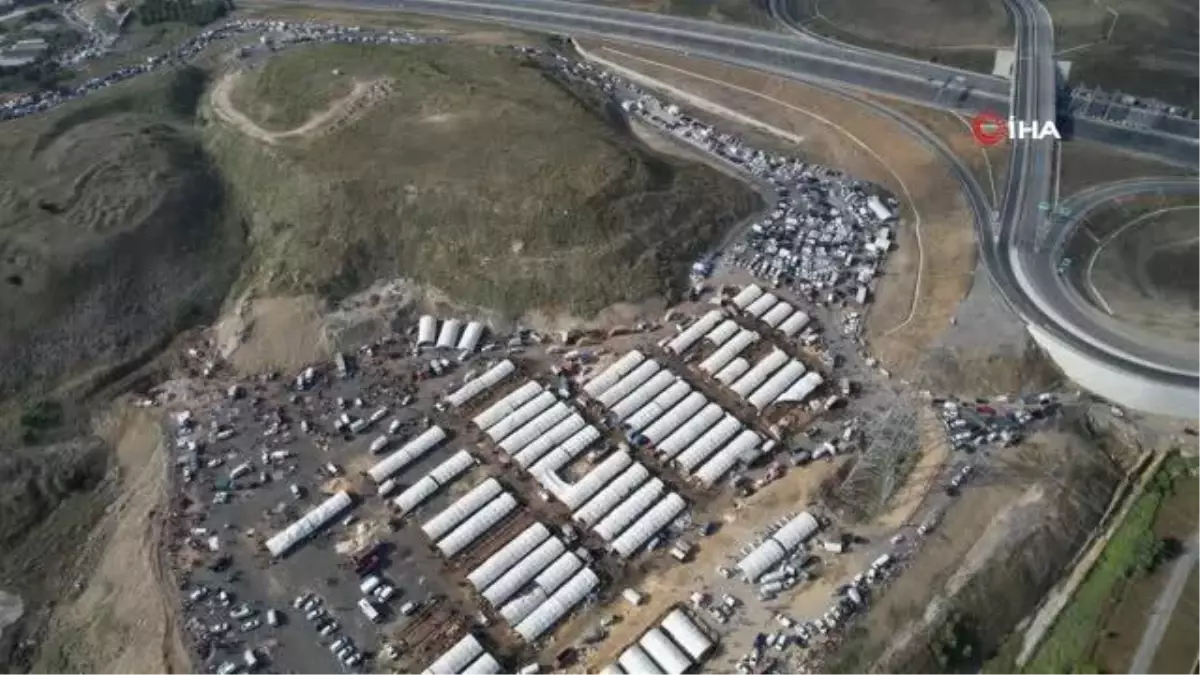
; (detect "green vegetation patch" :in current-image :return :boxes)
[136,0,233,26]
[1023,455,1199,673]
[211,42,759,315]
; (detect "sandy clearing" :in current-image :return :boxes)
[210,70,389,144]
[214,293,332,374]
[34,406,189,674]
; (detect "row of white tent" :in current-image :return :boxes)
[600,608,716,675]
[735,511,822,582]
[422,634,502,675]
[681,321,825,414]
[470,378,691,558]
[728,284,812,337]
[464,522,601,642]
[417,315,487,352]
[419,478,519,559]
[445,359,516,409]
[583,353,766,488]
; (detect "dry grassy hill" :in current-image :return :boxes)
[0,39,758,669]
[207,42,758,314]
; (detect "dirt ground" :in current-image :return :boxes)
[33,406,189,674]
[214,294,333,374]
[211,70,392,144]
[876,407,952,530]
[579,42,978,380]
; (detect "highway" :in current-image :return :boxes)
[350,0,1200,165]
[309,0,1199,411]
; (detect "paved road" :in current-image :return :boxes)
[1129,535,1200,674]
[305,0,1200,408]
[339,0,1200,165]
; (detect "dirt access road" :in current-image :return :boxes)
[1129,535,1200,674]
[33,405,190,673]
[210,69,391,144]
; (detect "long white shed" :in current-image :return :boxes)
[735,539,788,583]
[467,523,551,592]
[713,357,750,386]
[421,478,502,541]
[664,310,724,355]
[573,464,650,527]
[485,391,556,443]
[593,478,664,542]
[759,301,794,328]
[611,493,686,559]
[417,315,437,347]
[512,414,588,469]
[436,319,462,349]
[639,392,707,444]
[498,402,571,454]
[729,350,788,399]
[583,350,646,398]
[514,567,600,641]
[661,609,715,661]
[472,381,542,432]
[772,511,820,549]
[698,330,758,375]
[528,426,601,474]
[621,381,691,433]
[778,371,824,404]
[743,292,779,318]
[534,552,584,595]
[367,425,448,483]
[500,589,546,625]
[446,359,515,408]
[747,361,807,410]
[729,284,763,309]
[596,360,662,408]
[693,429,761,487]
[483,538,566,606]
[265,491,353,558]
[392,450,476,515]
[656,404,723,460]
[423,634,482,675]
[619,644,664,675]
[557,451,633,509]
[777,310,811,338]
[610,371,678,422]
[703,319,740,348]
[436,492,517,558]
[457,321,486,352]
[673,415,743,473]
[639,627,692,675]
[735,511,820,581]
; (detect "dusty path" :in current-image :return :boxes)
[1128,534,1200,674]
[34,407,190,673]
[210,70,387,144]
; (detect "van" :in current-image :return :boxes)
[399,601,418,616]
[358,597,381,623]
[266,609,280,627]
[359,575,382,595]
